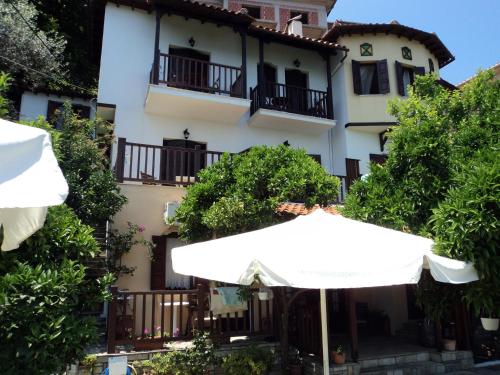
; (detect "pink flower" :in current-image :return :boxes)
[138,225,145,233]
[144,328,149,335]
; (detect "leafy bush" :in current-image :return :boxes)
[175,145,340,242]
[139,331,218,375]
[221,346,275,375]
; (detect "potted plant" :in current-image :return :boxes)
[258,288,273,301]
[80,354,97,375]
[463,283,499,332]
[331,345,346,365]
[289,350,303,375]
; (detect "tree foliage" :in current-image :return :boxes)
[343,71,500,316]
[0,0,66,87]
[0,206,113,374]
[174,145,340,242]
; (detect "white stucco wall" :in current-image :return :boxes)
[338,33,440,124]
[98,4,335,173]
[19,92,92,121]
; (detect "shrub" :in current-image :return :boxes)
[221,346,275,375]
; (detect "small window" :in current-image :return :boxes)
[290,10,309,24]
[402,46,412,60]
[243,5,261,19]
[359,63,380,94]
[360,43,373,56]
[428,58,435,72]
[402,66,415,96]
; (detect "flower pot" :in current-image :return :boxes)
[289,364,302,375]
[331,352,346,364]
[442,339,456,351]
[481,317,499,331]
[134,340,164,351]
[258,292,270,301]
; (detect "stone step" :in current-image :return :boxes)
[360,360,444,375]
[359,352,431,369]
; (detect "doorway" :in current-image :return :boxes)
[285,69,308,114]
[160,139,207,183]
[168,47,210,91]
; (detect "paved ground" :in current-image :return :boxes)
[449,365,500,374]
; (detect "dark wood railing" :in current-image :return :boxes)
[151,53,244,97]
[250,83,331,119]
[115,138,225,186]
[107,285,275,353]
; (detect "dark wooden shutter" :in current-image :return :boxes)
[414,66,426,76]
[395,61,405,96]
[151,235,166,290]
[352,60,362,95]
[345,158,361,191]
[376,59,390,94]
[369,153,388,165]
[428,58,435,73]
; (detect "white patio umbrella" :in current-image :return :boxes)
[0,119,68,251]
[172,210,478,374]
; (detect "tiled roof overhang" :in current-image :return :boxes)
[107,0,254,27]
[249,24,348,54]
[323,21,454,68]
[277,203,339,216]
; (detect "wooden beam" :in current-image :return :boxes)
[241,30,248,99]
[258,38,265,107]
[346,289,359,361]
[325,55,334,120]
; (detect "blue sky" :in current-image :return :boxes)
[328,0,500,84]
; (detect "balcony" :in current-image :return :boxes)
[115,138,225,186]
[145,53,251,124]
[249,83,336,134]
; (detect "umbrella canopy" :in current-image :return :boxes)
[172,209,478,288]
[0,120,68,251]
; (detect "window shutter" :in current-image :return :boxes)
[352,60,362,95]
[395,61,405,96]
[376,59,390,94]
[414,66,426,76]
[428,58,435,72]
[151,235,167,290]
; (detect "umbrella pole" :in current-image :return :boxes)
[320,289,330,375]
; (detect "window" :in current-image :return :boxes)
[395,61,425,96]
[243,5,261,19]
[402,46,412,60]
[47,100,90,128]
[352,60,390,95]
[360,43,373,56]
[428,58,435,72]
[290,10,309,24]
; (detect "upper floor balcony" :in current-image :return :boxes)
[145,51,251,124]
[249,82,335,134]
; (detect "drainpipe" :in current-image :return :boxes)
[328,49,348,176]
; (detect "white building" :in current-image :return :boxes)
[98,0,460,360]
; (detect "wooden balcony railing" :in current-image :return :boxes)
[115,138,225,186]
[250,83,332,119]
[107,285,275,353]
[151,53,244,97]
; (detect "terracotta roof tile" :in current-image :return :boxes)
[277,202,339,216]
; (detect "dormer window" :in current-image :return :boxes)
[243,5,261,19]
[290,10,309,24]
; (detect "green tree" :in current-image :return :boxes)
[343,71,500,320]
[0,0,66,87]
[0,206,113,374]
[175,145,339,241]
[174,145,340,370]
[0,72,11,118]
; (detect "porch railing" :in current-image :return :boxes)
[107,285,275,353]
[151,53,244,97]
[115,138,225,186]
[250,83,331,119]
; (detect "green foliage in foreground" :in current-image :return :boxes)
[175,145,340,242]
[0,206,113,374]
[221,346,275,375]
[343,71,500,317]
[139,331,218,375]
